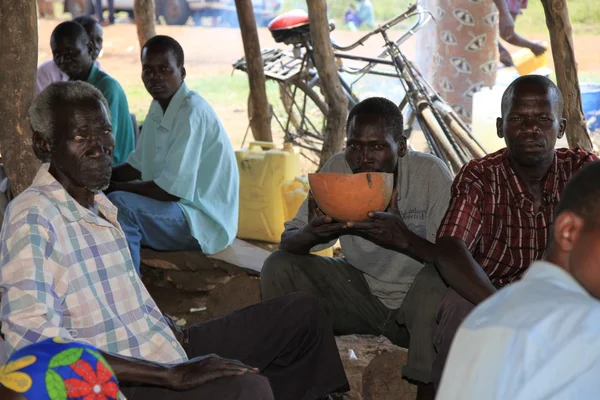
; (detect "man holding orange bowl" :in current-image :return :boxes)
[261,96,453,399]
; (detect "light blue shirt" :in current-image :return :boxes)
[127,82,239,255]
[437,261,600,400]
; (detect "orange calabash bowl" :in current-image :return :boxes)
[308,172,394,222]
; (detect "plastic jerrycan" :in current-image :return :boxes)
[512,42,549,76]
[236,141,300,242]
[281,176,335,258]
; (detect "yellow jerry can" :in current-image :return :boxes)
[512,42,549,76]
[281,176,335,258]
[236,141,300,243]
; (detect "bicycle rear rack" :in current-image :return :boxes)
[232,48,304,82]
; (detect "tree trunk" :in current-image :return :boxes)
[0,1,41,197]
[306,0,349,168]
[234,0,273,142]
[134,0,157,48]
[540,0,592,150]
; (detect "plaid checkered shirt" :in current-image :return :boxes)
[437,148,597,287]
[0,165,188,364]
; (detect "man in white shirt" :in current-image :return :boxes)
[437,161,600,400]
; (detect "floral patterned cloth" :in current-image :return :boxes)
[0,337,121,400]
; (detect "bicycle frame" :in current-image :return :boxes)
[233,1,488,172]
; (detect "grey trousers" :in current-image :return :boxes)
[261,250,447,384]
[431,288,476,389]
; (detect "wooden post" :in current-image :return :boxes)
[134,0,157,48]
[234,0,273,142]
[306,0,349,168]
[540,0,593,150]
[0,1,41,197]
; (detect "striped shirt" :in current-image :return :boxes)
[0,165,187,364]
[437,148,597,287]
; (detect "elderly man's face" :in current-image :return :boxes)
[52,35,92,78]
[49,99,115,192]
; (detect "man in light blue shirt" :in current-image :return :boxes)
[437,161,600,400]
[107,35,239,274]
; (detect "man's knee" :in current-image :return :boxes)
[234,374,273,400]
[260,250,303,298]
[436,290,475,326]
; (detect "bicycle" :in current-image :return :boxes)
[233,2,487,173]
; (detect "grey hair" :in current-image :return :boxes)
[29,81,110,143]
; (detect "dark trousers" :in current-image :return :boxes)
[96,0,115,22]
[261,250,447,384]
[121,293,349,400]
[431,288,475,389]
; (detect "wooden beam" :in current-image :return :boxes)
[134,0,157,48]
[234,0,273,142]
[307,0,349,168]
[0,1,41,197]
[540,0,592,150]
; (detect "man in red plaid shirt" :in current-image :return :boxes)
[430,75,598,388]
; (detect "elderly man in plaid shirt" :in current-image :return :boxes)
[430,75,598,388]
[0,81,350,400]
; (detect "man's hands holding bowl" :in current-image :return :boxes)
[308,188,411,251]
[345,189,410,251]
[305,192,348,244]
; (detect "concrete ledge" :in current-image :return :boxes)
[140,238,270,276]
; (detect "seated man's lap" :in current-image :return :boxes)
[107,190,200,251]
[261,250,392,336]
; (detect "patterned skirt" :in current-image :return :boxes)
[432,0,499,123]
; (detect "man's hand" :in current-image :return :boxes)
[305,192,347,244]
[528,41,547,56]
[168,355,258,390]
[345,189,410,251]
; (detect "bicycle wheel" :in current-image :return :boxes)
[266,78,329,165]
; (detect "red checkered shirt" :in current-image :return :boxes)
[437,147,597,287]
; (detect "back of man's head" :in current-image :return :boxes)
[347,97,404,141]
[555,161,600,228]
[141,35,185,67]
[29,81,109,151]
[550,161,600,299]
[501,75,563,117]
[51,21,88,46]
